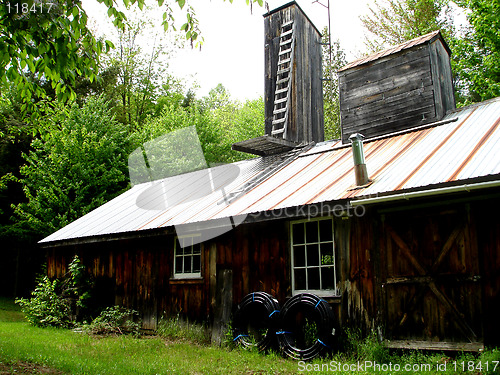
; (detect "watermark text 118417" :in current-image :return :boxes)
[7,2,54,13]
[298,360,500,373]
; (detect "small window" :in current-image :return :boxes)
[174,235,202,279]
[291,217,337,296]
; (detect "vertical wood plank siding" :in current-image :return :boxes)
[343,214,376,332]
[46,196,500,347]
[46,220,292,329]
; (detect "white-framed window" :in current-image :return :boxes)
[290,217,338,297]
[174,235,202,279]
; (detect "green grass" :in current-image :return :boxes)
[156,315,211,345]
[0,321,297,374]
[0,298,296,374]
[1,298,499,374]
[0,297,24,322]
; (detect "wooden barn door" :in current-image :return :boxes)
[380,206,483,350]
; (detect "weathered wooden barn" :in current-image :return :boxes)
[40,2,500,351]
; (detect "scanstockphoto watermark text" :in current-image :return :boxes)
[249,202,367,220]
[298,360,500,373]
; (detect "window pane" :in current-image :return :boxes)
[295,268,306,290]
[175,256,183,273]
[308,267,320,290]
[174,236,202,276]
[184,256,192,273]
[294,245,306,267]
[176,244,184,255]
[293,223,305,244]
[291,218,335,293]
[320,243,334,266]
[306,221,318,243]
[319,219,333,242]
[192,254,201,273]
[307,244,319,266]
[193,243,201,254]
[321,267,335,290]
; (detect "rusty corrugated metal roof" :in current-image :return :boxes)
[40,97,500,244]
[338,30,444,73]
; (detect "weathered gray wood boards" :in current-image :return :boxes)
[264,2,324,144]
[339,32,455,143]
[232,1,324,156]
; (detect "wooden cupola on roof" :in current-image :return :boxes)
[339,30,456,144]
[232,1,324,156]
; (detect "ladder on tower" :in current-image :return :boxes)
[271,20,295,139]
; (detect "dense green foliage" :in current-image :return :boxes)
[15,276,72,328]
[0,0,108,111]
[15,255,93,327]
[322,27,347,140]
[12,96,130,238]
[0,0,263,114]
[15,254,141,334]
[452,0,500,102]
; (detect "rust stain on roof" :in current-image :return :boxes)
[307,137,391,204]
[229,152,324,217]
[369,130,431,180]
[39,97,500,245]
[448,115,500,182]
[270,148,352,209]
[394,108,477,191]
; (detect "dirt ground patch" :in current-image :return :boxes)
[0,361,65,375]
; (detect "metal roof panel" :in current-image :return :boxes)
[40,97,500,244]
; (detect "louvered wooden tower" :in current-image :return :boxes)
[232,1,324,156]
[264,2,324,145]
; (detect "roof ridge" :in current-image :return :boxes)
[339,30,443,73]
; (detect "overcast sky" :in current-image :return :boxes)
[82,0,370,101]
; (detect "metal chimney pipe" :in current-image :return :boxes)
[349,133,370,186]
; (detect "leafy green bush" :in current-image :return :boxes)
[15,255,93,328]
[80,306,141,336]
[157,314,209,345]
[15,276,72,328]
[61,255,93,316]
[13,96,130,238]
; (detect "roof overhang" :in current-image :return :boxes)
[350,177,500,207]
[40,176,500,249]
[39,199,353,248]
[231,135,301,156]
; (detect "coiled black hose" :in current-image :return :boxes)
[277,293,335,360]
[232,291,281,351]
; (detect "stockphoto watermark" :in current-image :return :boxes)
[128,126,246,246]
[128,126,367,245]
[249,202,367,221]
[298,359,500,373]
